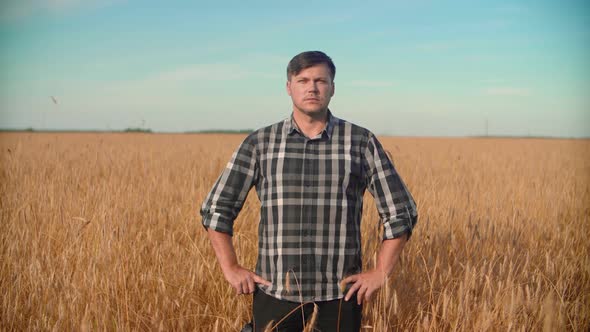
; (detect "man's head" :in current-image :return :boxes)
[287,51,336,82]
[286,51,336,116]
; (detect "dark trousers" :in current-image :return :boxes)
[252,289,362,332]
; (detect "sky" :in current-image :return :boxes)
[0,0,588,137]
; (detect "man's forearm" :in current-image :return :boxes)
[375,233,408,277]
[342,233,409,303]
[207,228,239,273]
[206,228,271,294]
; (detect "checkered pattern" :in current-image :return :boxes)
[201,112,417,302]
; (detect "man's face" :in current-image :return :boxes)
[286,64,335,116]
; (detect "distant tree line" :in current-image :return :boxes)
[123,127,153,133]
[0,128,253,134]
[185,129,254,134]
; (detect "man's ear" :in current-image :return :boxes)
[331,81,335,97]
[286,80,292,96]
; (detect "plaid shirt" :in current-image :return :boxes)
[201,112,417,302]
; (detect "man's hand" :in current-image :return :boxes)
[222,264,272,295]
[206,229,272,295]
[340,235,408,305]
[341,269,388,305]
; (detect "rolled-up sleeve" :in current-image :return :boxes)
[363,133,418,240]
[200,134,259,236]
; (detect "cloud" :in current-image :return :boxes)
[0,0,122,21]
[151,64,254,82]
[348,80,395,88]
[85,62,274,107]
[479,78,506,85]
[246,52,290,67]
[135,62,282,85]
[494,4,530,14]
[414,41,457,52]
[484,87,532,97]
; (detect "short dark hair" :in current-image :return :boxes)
[287,51,336,81]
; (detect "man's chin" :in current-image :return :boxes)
[298,107,328,115]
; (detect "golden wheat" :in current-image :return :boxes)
[1,133,589,331]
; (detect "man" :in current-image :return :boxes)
[201,51,417,332]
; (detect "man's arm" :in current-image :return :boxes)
[341,133,418,304]
[207,229,271,295]
[341,233,407,304]
[200,134,270,294]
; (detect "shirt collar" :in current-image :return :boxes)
[286,110,336,139]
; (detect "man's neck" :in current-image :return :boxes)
[292,109,329,138]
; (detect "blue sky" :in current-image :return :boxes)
[0,0,588,137]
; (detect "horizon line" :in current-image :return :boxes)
[0,128,588,140]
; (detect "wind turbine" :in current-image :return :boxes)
[44,96,59,130]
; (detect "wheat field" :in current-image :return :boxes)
[1,132,589,331]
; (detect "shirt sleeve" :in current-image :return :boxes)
[363,133,418,240]
[200,134,259,236]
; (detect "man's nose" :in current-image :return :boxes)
[307,82,319,92]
